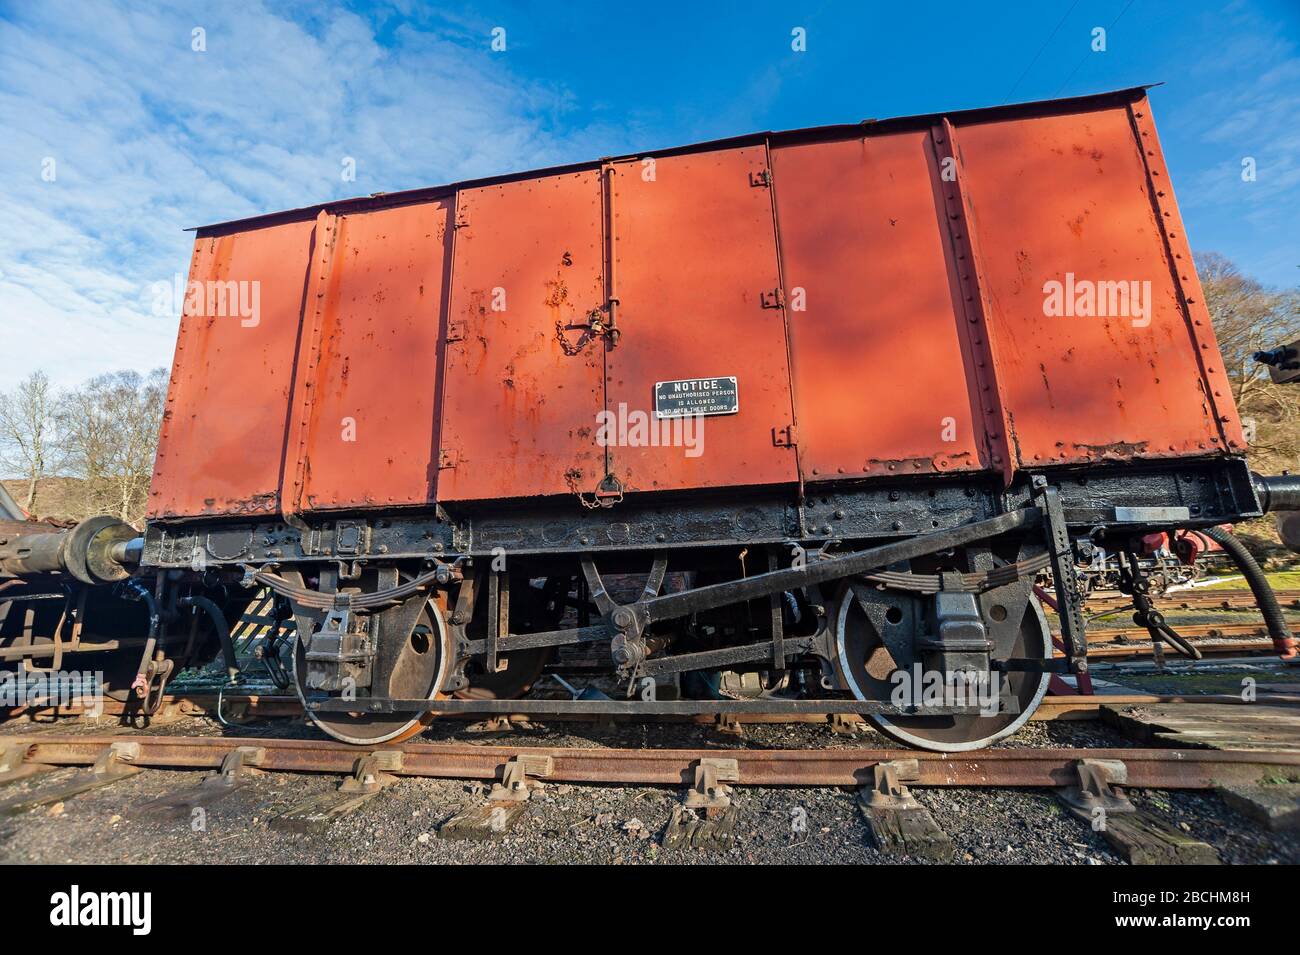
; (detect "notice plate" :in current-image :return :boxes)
[653,377,739,419]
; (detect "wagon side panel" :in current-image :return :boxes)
[953,103,1232,467]
[148,220,315,518]
[437,172,607,503]
[770,131,989,482]
[296,200,453,512]
[604,145,798,493]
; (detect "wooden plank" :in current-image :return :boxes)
[661,804,740,851]
[0,761,55,788]
[1217,783,1300,830]
[135,781,250,820]
[1096,810,1220,865]
[438,801,529,841]
[0,762,139,816]
[0,744,54,787]
[271,788,386,833]
[858,800,954,861]
[1058,792,1219,864]
[1102,703,1300,752]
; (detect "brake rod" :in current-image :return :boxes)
[466,507,1041,654]
[625,507,1041,630]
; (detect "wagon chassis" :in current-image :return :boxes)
[301,505,1040,719]
[6,460,1266,748]
[129,460,1262,740]
[141,459,1257,568]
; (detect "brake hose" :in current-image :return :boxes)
[1201,526,1298,661]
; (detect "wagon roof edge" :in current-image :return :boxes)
[188,83,1160,236]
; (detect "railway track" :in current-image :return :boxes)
[8,689,1300,726]
[1080,588,1300,612]
[4,731,1298,790]
[10,691,1300,743]
[4,698,1297,864]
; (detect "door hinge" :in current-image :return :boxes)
[439,449,459,469]
[749,169,771,188]
[772,424,796,447]
[445,320,466,343]
[760,288,785,309]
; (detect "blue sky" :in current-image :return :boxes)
[2,0,1298,387]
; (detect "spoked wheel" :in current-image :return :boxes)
[454,647,550,701]
[833,579,1052,752]
[293,597,452,746]
[454,576,558,701]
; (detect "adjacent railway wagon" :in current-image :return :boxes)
[6,86,1297,750]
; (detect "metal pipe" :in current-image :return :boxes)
[179,595,240,684]
[121,579,161,698]
[1252,472,1300,513]
[0,518,137,583]
[0,528,67,577]
[604,164,620,345]
[108,537,144,567]
[1201,526,1297,661]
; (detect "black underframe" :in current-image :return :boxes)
[132,459,1264,716]
[142,458,1258,569]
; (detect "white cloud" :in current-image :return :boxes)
[0,1,619,388]
[1164,2,1300,287]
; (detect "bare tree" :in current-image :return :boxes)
[1197,252,1300,474]
[57,368,167,525]
[0,370,59,517]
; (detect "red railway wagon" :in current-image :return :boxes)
[113,85,1295,749]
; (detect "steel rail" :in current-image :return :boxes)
[1069,622,1281,642]
[1080,588,1300,610]
[8,691,1299,724]
[1068,637,1276,658]
[304,697,988,716]
[5,733,1298,789]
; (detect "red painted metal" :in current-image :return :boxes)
[953,105,1231,467]
[771,131,988,482]
[1127,103,1245,454]
[294,201,453,512]
[148,88,1246,517]
[437,172,606,502]
[150,219,315,518]
[604,147,797,493]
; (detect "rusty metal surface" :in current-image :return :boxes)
[149,219,316,518]
[438,172,607,502]
[10,692,1297,725]
[954,101,1235,467]
[6,734,1297,789]
[771,130,987,481]
[148,88,1246,516]
[1127,104,1245,453]
[1075,637,1276,658]
[294,201,454,512]
[604,146,797,493]
[1082,588,1300,610]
